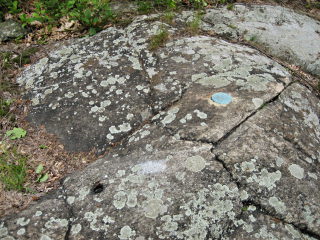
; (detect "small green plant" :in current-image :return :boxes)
[149,27,170,51]
[186,11,203,34]
[5,128,27,140]
[0,0,23,20]
[248,35,258,42]
[0,99,13,117]
[35,164,49,183]
[39,144,48,149]
[137,1,154,14]
[241,206,249,211]
[162,11,175,24]
[227,24,237,29]
[226,3,234,10]
[0,52,14,70]
[19,0,114,35]
[9,47,39,67]
[0,148,27,191]
[67,0,114,35]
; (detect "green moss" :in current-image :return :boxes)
[0,147,28,191]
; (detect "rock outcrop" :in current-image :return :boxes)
[1,4,319,240]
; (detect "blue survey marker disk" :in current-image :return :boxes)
[211,92,232,105]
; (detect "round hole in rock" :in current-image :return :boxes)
[91,182,104,194]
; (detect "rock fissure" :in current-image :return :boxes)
[60,185,76,240]
[212,82,292,149]
[241,201,320,240]
[214,155,241,189]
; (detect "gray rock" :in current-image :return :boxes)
[110,1,138,13]
[0,20,26,42]
[0,194,70,240]
[151,36,291,141]
[0,125,243,239]
[4,5,320,240]
[228,205,317,240]
[202,4,320,77]
[214,83,320,235]
[17,27,153,154]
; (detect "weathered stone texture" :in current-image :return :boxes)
[0,20,26,42]
[202,4,320,77]
[214,83,320,235]
[17,28,152,154]
[0,195,69,240]
[2,4,320,240]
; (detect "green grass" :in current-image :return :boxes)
[186,11,204,34]
[12,47,39,66]
[0,0,239,38]
[0,148,28,191]
[149,27,170,51]
[161,11,175,24]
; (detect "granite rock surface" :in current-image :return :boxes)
[1,4,319,240]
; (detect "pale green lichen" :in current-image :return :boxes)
[246,168,282,190]
[240,190,249,200]
[275,157,284,167]
[119,225,136,240]
[175,172,186,182]
[116,170,126,178]
[307,172,317,180]
[84,208,112,232]
[185,155,206,172]
[16,217,30,227]
[197,75,230,88]
[40,235,53,240]
[143,199,167,219]
[67,196,75,205]
[44,217,68,230]
[288,164,304,179]
[252,98,264,108]
[302,206,320,227]
[194,110,207,119]
[126,190,138,208]
[17,228,25,235]
[161,107,180,125]
[180,113,192,124]
[0,222,8,237]
[253,226,278,240]
[70,223,82,235]
[34,211,43,217]
[241,159,256,172]
[157,183,239,239]
[78,187,90,201]
[113,191,127,210]
[268,196,286,214]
